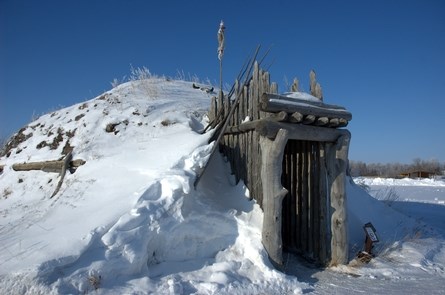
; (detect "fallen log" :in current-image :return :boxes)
[12,158,85,172]
[11,153,85,198]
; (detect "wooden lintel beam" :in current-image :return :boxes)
[226,119,350,141]
[256,120,350,141]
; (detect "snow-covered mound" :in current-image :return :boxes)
[0,79,211,272]
[1,79,444,294]
[0,79,303,294]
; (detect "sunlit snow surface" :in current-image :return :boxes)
[0,80,444,294]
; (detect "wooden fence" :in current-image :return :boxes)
[208,62,274,207]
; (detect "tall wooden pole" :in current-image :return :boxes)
[217,20,225,96]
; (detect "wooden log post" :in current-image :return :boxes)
[291,78,299,92]
[209,96,217,123]
[260,128,289,267]
[318,143,330,264]
[270,82,278,94]
[309,70,323,100]
[326,132,351,265]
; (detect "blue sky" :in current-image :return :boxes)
[1,0,444,164]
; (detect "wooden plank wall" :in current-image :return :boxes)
[209,62,277,207]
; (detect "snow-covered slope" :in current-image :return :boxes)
[0,79,211,272]
[0,79,303,294]
[1,78,444,294]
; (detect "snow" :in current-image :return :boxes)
[282,92,321,102]
[1,79,444,294]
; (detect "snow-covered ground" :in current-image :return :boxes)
[0,78,444,294]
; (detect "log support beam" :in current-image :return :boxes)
[260,129,289,267]
[326,133,351,265]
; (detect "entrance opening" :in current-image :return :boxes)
[281,139,327,265]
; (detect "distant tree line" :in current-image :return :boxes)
[349,158,445,177]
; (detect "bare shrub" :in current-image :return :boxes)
[130,65,153,81]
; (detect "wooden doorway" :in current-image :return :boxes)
[281,139,329,265]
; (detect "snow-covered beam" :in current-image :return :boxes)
[260,93,352,121]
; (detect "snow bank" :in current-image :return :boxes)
[355,177,445,187]
[346,177,418,255]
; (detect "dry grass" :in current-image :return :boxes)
[3,188,12,199]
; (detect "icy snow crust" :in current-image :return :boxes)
[0,80,444,294]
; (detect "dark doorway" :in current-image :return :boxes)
[281,139,329,265]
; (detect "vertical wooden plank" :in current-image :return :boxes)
[287,141,293,250]
[252,66,260,200]
[282,142,290,249]
[258,68,264,120]
[255,67,262,199]
[290,140,297,250]
[296,140,303,250]
[242,86,249,187]
[312,142,321,262]
[243,85,250,190]
[270,82,278,95]
[217,91,224,119]
[238,87,244,182]
[209,96,217,123]
[232,82,239,182]
[252,62,259,121]
[307,141,313,257]
[301,140,308,254]
[319,142,330,265]
[262,71,271,119]
[248,79,255,200]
